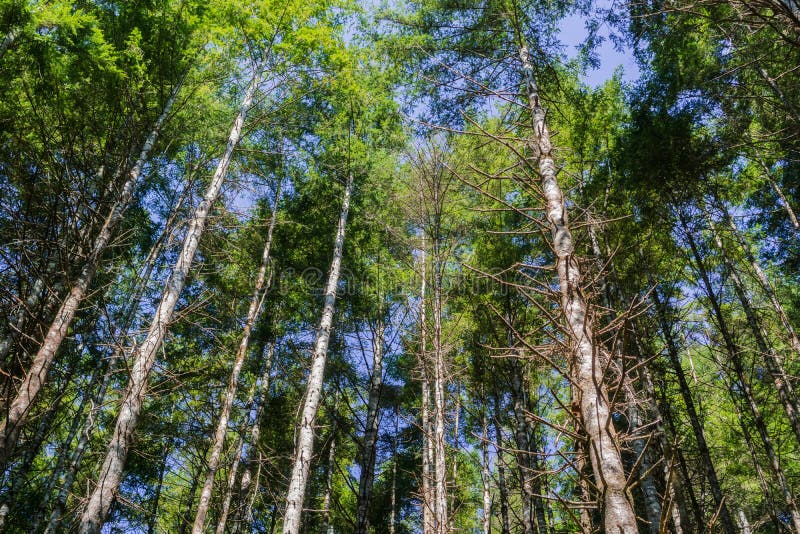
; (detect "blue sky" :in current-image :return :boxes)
[558,9,640,87]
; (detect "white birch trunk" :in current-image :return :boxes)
[281,172,353,534]
[355,319,385,533]
[218,340,276,534]
[0,81,182,468]
[191,180,280,533]
[78,71,258,534]
[432,219,448,534]
[518,45,638,531]
[419,240,435,534]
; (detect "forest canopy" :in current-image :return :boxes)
[1,0,800,532]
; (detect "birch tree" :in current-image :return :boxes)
[282,171,353,534]
[78,66,260,534]
[191,179,281,533]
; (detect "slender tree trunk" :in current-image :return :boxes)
[451,382,460,508]
[709,216,800,448]
[716,199,800,357]
[241,454,262,533]
[31,362,104,532]
[651,287,732,531]
[355,319,385,534]
[517,43,637,532]
[40,188,184,533]
[723,376,783,532]
[481,396,492,534]
[0,260,55,366]
[738,509,753,534]
[220,340,276,534]
[0,363,77,528]
[390,403,399,534]
[148,434,171,534]
[282,172,353,534]
[0,82,182,469]
[178,450,207,534]
[432,229,448,534]
[626,389,661,533]
[321,421,337,534]
[588,217,663,533]
[191,180,280,533]
[509,359,535,534]
[491,399,511,534]
[764,167,800,231]
[78,70,258,534]
[634,341,687,534]
[681,212,800,532]
[419,239,435,534]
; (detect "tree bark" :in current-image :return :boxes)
[430,190,448,534]
[419,238,435,534]
[191,179,280,533]
[220,340,276,534]
[40,183,186,533]
[680,211,799,532]
[390,403,399,534]
[355,319,385,534]
[491,396,511,534]
[518,43,637,532]
[508,359,536,534]
[651,287,733,531]
[709,215,800,449]
[481,396,492,534]
[0,81,182,469]
[282,172,353,534]
[687,215,800,530]
[716,199,800,357]
[321,418,337,534]
[78,70,257,534]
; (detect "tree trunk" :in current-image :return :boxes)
[148,434,171,534]
[32,362,105,533]
[321,420,337,534]
[509,359,535,534]
[78,70,258,534]
[716,199,800,357]
[40,184,184,533]
[0,362,78,529]
[723,375,783,532]
[651,287,733,531]
[390,403,399,534]
[681,211,800,532]
[588,216,663,534]
[709,215,800,449]
[491,397,511,534]
[631,332,687,534]
[355,319,385,534]
[419,239,435,534]
[432,231,448,534]
[0,81,182,469]
[518,43,637,532]
[282,172,353,534]
[481,396,492,534]
[0,260,54,367]
[191,180,280,533]
[220,340,276,534]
